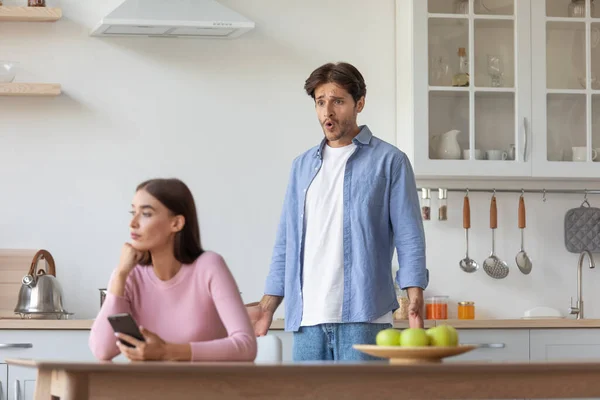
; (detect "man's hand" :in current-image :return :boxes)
[246,303,274,336]
[406,287,424,329]
[246,295,282,337]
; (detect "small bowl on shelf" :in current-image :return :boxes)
[0,61,19,83]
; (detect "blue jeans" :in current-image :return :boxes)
[292,323,392,362]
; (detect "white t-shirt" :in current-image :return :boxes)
[300,143,392,326]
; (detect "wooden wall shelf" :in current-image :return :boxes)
[0,83,61,97]
[0,6,62,22]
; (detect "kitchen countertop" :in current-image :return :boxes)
[0,319,94,330]
[1,317,600,331]
[269,318,600,330]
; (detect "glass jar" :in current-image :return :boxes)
[421,188,431,220]
[458,301,475,319]
[426,296,448,320]
[454,0,468,14]
[438,188,448,220]
[28,0,46,6]
[394,285,409,320]
[568,0,594,17]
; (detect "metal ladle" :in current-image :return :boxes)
[483,194,509,279]
[460,193,479,273]
[515,193,532,274]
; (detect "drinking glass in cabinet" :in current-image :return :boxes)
[474,0,514,15]
[454,0,469,14]
[487,55,504,87]
[428,0,469,14]
[474,19,514,88]
[568,0,593,17]
[546,0,593,17]
[430,56,451,86]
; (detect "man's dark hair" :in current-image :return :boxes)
[304,62,367,104]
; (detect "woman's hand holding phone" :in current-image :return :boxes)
[116,326,167,361]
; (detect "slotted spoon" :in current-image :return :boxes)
[483,195,509,279]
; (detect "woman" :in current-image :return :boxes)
[89,178,257,362]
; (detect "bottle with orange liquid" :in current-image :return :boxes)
[425,296,448,320]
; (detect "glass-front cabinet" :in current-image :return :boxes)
[400,0,600,178]
[532,0,600,177]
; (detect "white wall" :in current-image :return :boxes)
[2,0,598,323]
[0,0,396,319]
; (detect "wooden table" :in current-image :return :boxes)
[8,358,600,399]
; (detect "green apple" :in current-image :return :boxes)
[427,325,459,347]
[376,328,402,346]
[399,328,430,347]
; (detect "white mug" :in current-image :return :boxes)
[486,150,508,160]
[572,147,598,161]
[463,149,483,160]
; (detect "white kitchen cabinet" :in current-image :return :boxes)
[531,0,600,177]
[8,366,35,400]
[0,330,93,400]
[529,329,600,400]
[530,328,600,361]
[397,0,600,179]
[0,364,8,400]
[451,329,530,362]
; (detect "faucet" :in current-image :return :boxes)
[569,250,596,319]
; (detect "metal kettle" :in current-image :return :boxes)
[14,249,70,318]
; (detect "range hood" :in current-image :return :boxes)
[91,0,255,39]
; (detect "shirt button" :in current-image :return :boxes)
[303,189,307,192]
[300,214,304,218]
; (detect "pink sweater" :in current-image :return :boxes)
[89,251,257,362]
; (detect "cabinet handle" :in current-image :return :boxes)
[14,380,18,400]
[523,117,529,162]
[463,343,505,349]
[0,380,3,400]
[0,344,32,349]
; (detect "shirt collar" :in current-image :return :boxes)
[314,125,372,159]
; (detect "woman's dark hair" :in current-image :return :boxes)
[304,62,367,104]
[135,178,203,265]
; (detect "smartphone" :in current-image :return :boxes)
[107,313,145,348]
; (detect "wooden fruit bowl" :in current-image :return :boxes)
[353,344,478,364]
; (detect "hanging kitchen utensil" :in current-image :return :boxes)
[564,191,600,253]
[515,193,532,275]
[459,192,479,273]
[483,194,509,279]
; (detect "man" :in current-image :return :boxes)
[247,62,428,361]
